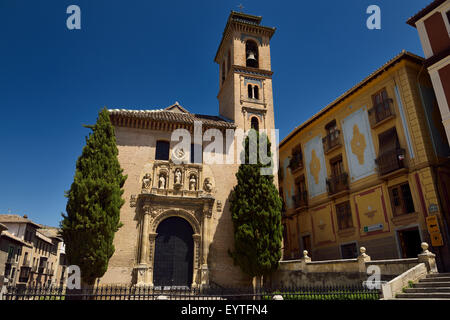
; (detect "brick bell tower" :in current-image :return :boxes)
[215,11,276,133]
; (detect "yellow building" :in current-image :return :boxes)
[279,51,450,272]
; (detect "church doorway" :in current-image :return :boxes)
[153,217,194,287]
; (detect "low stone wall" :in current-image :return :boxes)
[268,259,365,287]
[268,243,437,289]
[380,263,428,299]
[366,258,419,277]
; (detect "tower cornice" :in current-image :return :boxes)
[214,11,276,63]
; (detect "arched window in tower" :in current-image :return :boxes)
[253,85,259,100]
[251,117,259,131]
[227,50,231,73]
[245,40,259,68]
[222,61,226,84]
[248,84,253,99]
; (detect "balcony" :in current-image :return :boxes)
[292,191,308,210]
[375,148,407,178]
[289,153,303,172]
[368,99,395,128]
[326,172,349,197]
[322,131,342,154]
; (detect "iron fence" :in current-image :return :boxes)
[3,284,381,301]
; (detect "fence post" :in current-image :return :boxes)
[357,247,371,273]
[417,242,438,273]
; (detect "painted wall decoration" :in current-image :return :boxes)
[354,187,389,236]
[311,205,335,245]
[305,135,327,198]
[342,107,376,182]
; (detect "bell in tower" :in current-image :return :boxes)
[245,40,259,68]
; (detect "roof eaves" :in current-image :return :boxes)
[406,0,446,27]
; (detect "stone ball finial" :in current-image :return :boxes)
[303,250,309,257]
[360,247,366,254]
[421,242,429,253]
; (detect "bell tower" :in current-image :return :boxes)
[215,11,276,132]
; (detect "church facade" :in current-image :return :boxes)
[99,11,278,287]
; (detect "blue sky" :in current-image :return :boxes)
[0,0,430,226]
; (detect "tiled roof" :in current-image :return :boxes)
[279,50,424,148]
[0,231,32,247]
[109,103,236,129]
[38,227,62,240]
[406,0,446,26]
[0,214,41,228]
[35,231,54,245]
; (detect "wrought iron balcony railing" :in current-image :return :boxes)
[375,148,406,176]
[292,191,308,209]
[289,153,303,172]
[326,172,349,195]
[322,131,342,153]
[368,99,395,127]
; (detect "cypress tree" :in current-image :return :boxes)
[229,130,283,287]
[61,108,127,286]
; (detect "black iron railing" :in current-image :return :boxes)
[326,172,349,195]
[3,284,381,300]
[368,99,395,127]
[289,153,303,171]
[375,148,406,176]
[322,131,342,153]
[292,191,308,209]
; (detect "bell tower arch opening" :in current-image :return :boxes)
[245,40,259,68]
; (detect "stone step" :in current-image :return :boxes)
[414,282,450,288]
[404,287,450,293]
[419,277,450,282]
[396,292,450,299]
[426,273,450,278]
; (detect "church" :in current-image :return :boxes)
[99,11,278,287]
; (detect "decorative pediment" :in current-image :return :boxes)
[164,102,190,114]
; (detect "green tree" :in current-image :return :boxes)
[61,108,127,286]
[229,130,283,288]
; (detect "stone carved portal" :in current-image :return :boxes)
[135,197,212,288]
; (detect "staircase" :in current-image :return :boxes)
[395,273,450,299]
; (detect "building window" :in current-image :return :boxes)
[248,84,253,98]
[376,128,406,175]
[369,88,394,126]
[245,40,259,68]
[155,140,170,160]
[253,85,259,99]
[289,145,303,171]
[227,50,231,73]
[190,143,202,164]
[251,117,259,131]
[336,201,353,230]
[222,61,226,84]
[389,182,415,216]
[330,155,344,177]
[341,242,358,259]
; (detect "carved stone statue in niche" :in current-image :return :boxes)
[203,178,213,193]
[189,175,197,191]
[158,174,166,189]
[174,169,182,185]
[142,173,151,189]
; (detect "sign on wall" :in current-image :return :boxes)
[341,107,376,182]
[304,135,327,198]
